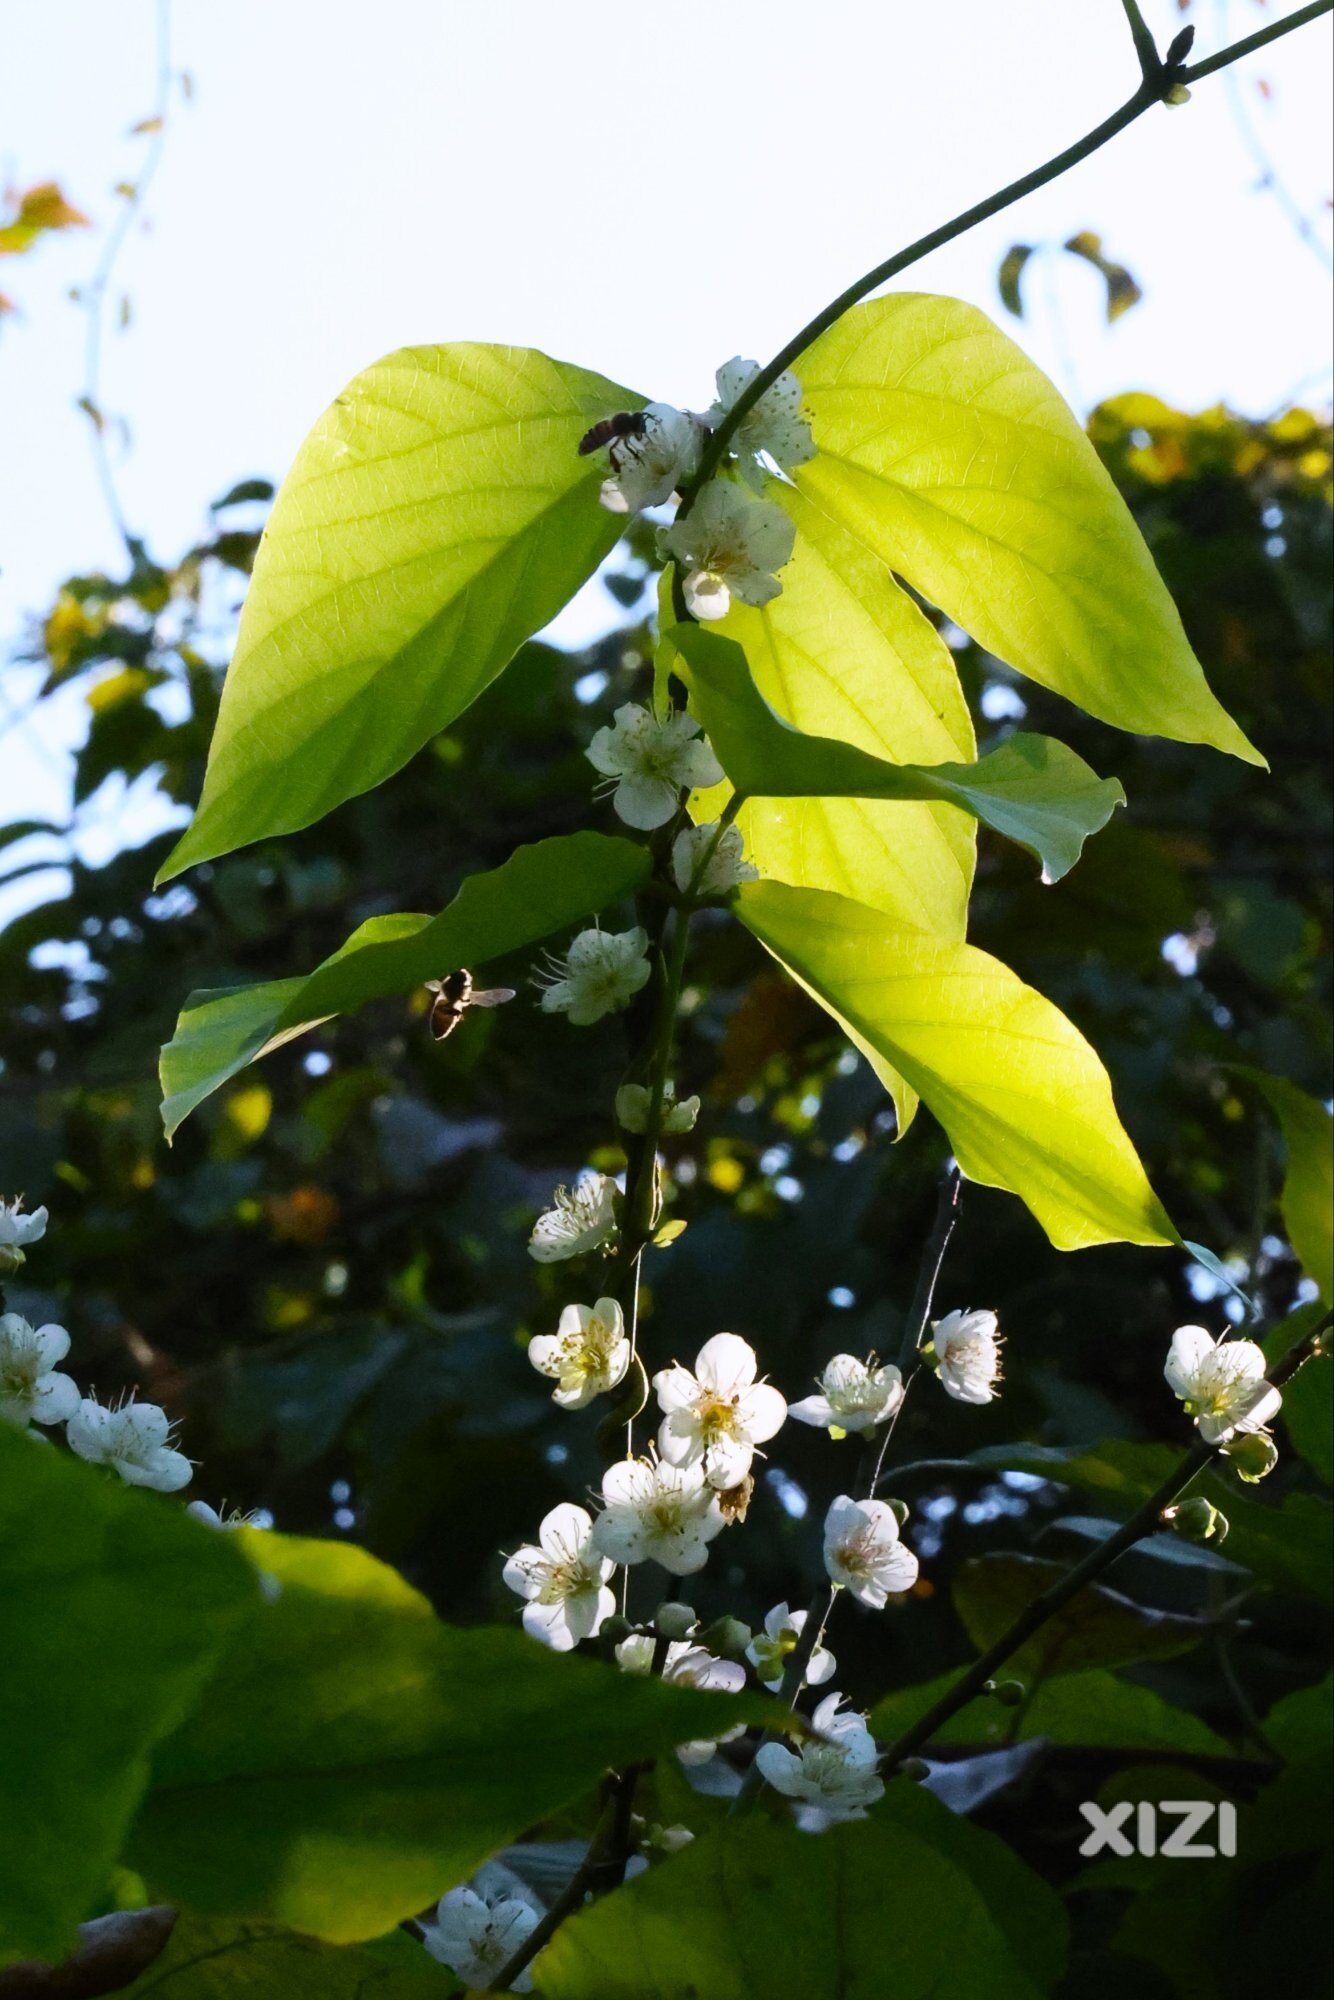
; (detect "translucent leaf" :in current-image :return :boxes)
[736,879,1174,1250]
[159,832,650,1137]
[159,346,640,879]
[0,1427,256,1964]
[127,1533,774,1942]
[674,625,1124,884]
[795,294,1262,764]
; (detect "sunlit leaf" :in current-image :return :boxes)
[795,294,1262,764]
[674,625,1124,884]
[871,1666,1235,1758]
[159,346,641,879]
[0,1427,256,1965]
[736,879,1174,1249]
[159,831,650,1137]
[1234,1068,1333,1302]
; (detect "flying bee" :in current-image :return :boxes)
[577,409,650,458]
[424,969,516,1042]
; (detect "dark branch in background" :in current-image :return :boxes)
[878,1309,1333,1772]
[678,0,1332,504]
[78,0,174,554]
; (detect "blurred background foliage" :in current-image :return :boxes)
[1,387,1331,1992]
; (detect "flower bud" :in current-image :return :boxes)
[985,1678,1027,1707]
[697,1615,752,1661]
[1164,1495,1228,1541]
[600,1614,637,1647]
[885,1496,911,1525]
[654,1601,698,1641]
[1164,82,1191,106]
[898,1757,931,1782]
[1221,1432,1279,1484]
[0,1244,26,1276]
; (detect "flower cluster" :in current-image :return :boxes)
[1,1201,193,1493]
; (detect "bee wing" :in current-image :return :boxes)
[424,979,445,994]
[468,987,517,1008]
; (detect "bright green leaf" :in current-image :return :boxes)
[127,1532,775,1942]
[123,1916,454,1997]
[1235,1068,1333,1302]
[0,1426,257,1966]
[795,294,1262,764]
[533,1793,1064,1999]
[674,625,1124,884]
[159,831,651,1137]
[954,1553,1203,1679]
[159,346,640,880]
[871,1666,1235,1759]
[1266,1301,1333,1488]
[736,879,1174,1250]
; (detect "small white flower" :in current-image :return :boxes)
[1165,1326,1282,1445]
[615,1635,746,1764]
[0,1198,48,1274]
[502,1502,616,1652]
[653,1332,787,1490]
[528,1297,630,1410]
[528,1174,618,1263]
[672,821,758,899]
[931,1308,1003,1405]
[186,1499,268,1530]
[823,1493,919,1608]
[659,479,796,620]
[754,1690,884,1821]
[615,1081,700,1135]
[0,1314,79,1429]
[592,1451,727,1575]
[597,402,708,515]
[586,702,724,831]
[65,1398,193,1493]
[423,1884,540,1993]
[746,1602,837,1692]
[789,1354,904,1439]
[707,357,816,490]
[537,926,652,1026]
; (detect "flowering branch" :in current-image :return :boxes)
[680,0,1332,500]
[877,1308,1332,1774]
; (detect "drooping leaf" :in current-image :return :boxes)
[736,878,1174,1250]
[1234,1068,1333,1302]
[122,1915,453,1997]
[794,293,1262,763]
[997,243,1035,318]
[127,1532,774,1942]
[159,831,651,1137]
[870,1666,1235,1759]
[674,625,1124,883]
[0,1426,257,1966]
[953,1553,1204,1679]
[1063,232,1143,321]
[159,346,641,879]
[533,1792,1065,1999]
[968,1441,1333,1601]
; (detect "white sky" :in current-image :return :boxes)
[1,0,1331,918]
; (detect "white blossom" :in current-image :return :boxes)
[528,1175,618,1263]
[186,1499,269,1530]
[528,1297,630,1409]
[586,703,723,830]
[931,1308,1003,1405]
[672,821,758,899]
[707,357,816,490]
[754,1690,884,1821]
[659,479,796,620]
[1165,1326,1282,1445]
[597,402,708,515]
[615,1081,700,1135]
[592,1451,726,1575]
[422,1884,540,1993]
[65,1398,193,1492]
[0,1314,79,1429]
[537,927,651,1026]
[746,1601,837,1692]
[502,1502,616,1652]
[614,1634,746,1764]
[653,1332,786,1490]
[0,1198,48,1272]
[789,1354,904,1439]
[822,1493,919,1608]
